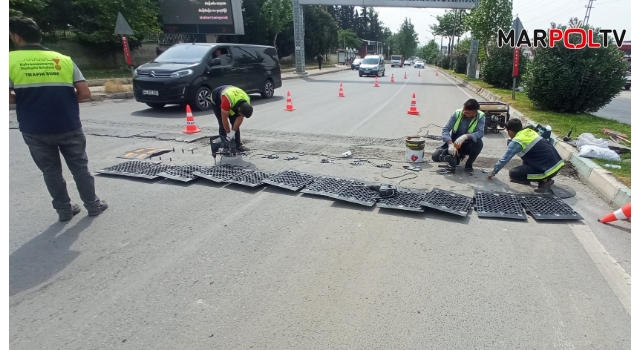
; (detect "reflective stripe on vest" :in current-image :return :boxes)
[10,50,74,88]
[453,109,485,134]
[513,128,565,180]
[222,87,250,116]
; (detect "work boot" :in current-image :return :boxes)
[58,204,81,222]
[465,166,474,175]
[534,179,555,193]
[88,200,109,216]
[237,145,250,152]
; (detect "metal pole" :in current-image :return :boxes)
[512,77,516,99]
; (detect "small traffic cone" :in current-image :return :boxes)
[407,93,419,115]
[598,203,631,223]
[418,70,421,77]
[284,91,295,111]
[391,74,395,83]
[404,72,407,79]
[374,76,379,87]
[338,83,345,97]
[183,105,201,134]
[436,70,439,76]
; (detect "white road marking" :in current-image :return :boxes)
[569,223,631,315]
[437,69,473,99]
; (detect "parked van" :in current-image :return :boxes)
[390,54,403,67]
[133,43,282,110]
[359,55,386,77]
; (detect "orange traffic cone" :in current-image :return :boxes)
[338,83,345,97]
[418,70,421,77]
[374,76,379,87]
[407,93,419,115]
[404,72,407,79]
[391,74,395,83]
[183,105,201,134]
[436,70,439,76]
[284,91,295,111]
[599,203,631,223]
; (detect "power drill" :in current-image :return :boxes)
[209,135,238,159]
[368,184,397,198]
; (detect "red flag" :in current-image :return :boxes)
[512,48,520,77]
[121,35,133,66]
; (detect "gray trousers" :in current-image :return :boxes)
[22,128,101,213]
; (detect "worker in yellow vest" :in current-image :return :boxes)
[431,99,486,174]
[488,119,564,193]
[9,17,108,221]
[210,85,253,152]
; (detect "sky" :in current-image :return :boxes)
[373,0,631,47]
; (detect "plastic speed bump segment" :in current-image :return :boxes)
[158,165,207,182]
[475,191,527,220]
[97,161,165,179]
[228,170,273,187]
[518,195,584,220]
[332,183,379,207]
[420,188,473,217]
[262,171,316,192]
[301,176,363,199]
[377,189,427,212]
[193,165,245,183]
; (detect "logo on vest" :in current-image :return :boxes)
[52,58,61,70]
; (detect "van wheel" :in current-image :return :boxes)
[146,103,165,109]
[260,79,275,98]
[192,86,212,111]
[359,72,362,77]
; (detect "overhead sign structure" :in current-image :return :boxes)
[158,0,245,35]
[297,0,478,7]
[510,17,524,99]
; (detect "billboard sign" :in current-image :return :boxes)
[159,0,245,35]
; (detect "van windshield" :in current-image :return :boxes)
[154,45,211,63]
[362,58,379,64]
[391,55,402,60]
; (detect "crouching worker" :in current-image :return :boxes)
[431,99,485,174]
[488,119,565,193]
[210,85,253,152]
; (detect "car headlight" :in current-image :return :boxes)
[171,69,194,78]
[133,68,138,76]
[372,67,378,70]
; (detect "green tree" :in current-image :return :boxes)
[430,10,467,56]
[465,0,512,58]
[338,29,361,49]
[304,5,339,58]
[481,45,528,88]
[262,0,293,48]
[9,0,49,17]
[393,18,418,58]
[523,26,628,113]
[421,40,439,64]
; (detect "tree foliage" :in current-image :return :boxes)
[421,40,439,64]
[465,0,512,57]
[262,0,293,48]
[523,26,628,113]
[303,5,338,58]
[338,29,361,50]
[430,10,468,56]
[393,18,418,58]
[481,44,528,88]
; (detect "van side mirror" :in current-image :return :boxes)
[210,58,221,66]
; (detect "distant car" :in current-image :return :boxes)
[359,55,386,77]
[390,55,403,67]
[414,60,425,69]
[404,60,412,66]
[351,58,363,70]
[625,72,631,90]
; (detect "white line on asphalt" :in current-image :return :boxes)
[569,223,631,315]
[438,70,473,99]
[347,77,410,134]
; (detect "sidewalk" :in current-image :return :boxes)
[86,64,352,96]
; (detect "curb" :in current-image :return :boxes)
[86,78,132,87]
[282,66,352,80]
[435,67,631,208]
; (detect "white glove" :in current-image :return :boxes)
[454,135,468,146]
[228,130,236,140]
[448,144,457,156]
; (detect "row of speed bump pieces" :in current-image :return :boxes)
[96,161,583,220]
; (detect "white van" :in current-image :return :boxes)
[359,55,386,77]
[390,54,403,67]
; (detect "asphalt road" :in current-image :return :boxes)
[9,65,631,349]
[594,89,631,124]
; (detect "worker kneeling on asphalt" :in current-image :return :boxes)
[488,119,565,193]
[431,99,485,174]
[210,85,253,152]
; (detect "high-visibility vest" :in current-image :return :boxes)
[222,87,250,116]
[453,108,485,134]
[511,128,565,180]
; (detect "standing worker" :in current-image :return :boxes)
[209,85,253,152]
[316,54,323,70]
[9,17,108,221]
[488,119,564,193]
[430,99,485,174]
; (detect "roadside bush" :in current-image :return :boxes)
[523,26,628,113]
[452,51,467,74]
[481,44,528,88]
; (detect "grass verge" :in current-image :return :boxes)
[83,68,133,80]
[442,68,631,188]
[104,80,133,93]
